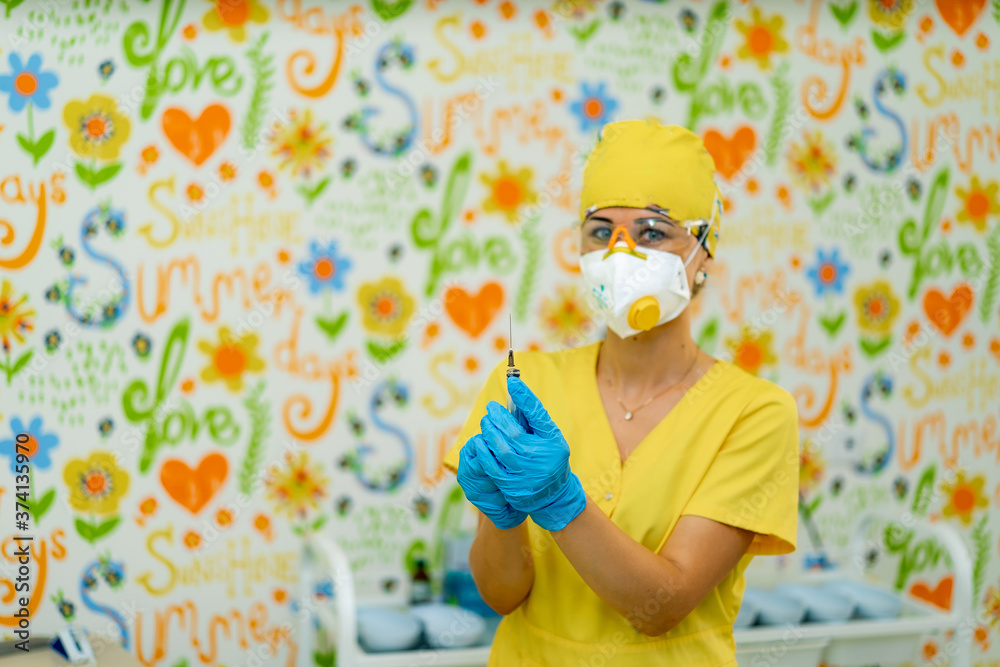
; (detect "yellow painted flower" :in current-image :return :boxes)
[955,176,1000,232]
[0,279,35,353]
[799,439,825,495]
[357,277,415,337]
[735,7,789,69]
[62,93,131,161]
[853,279,900,336]
[201,0,269,43]
[197,326,266,392]
[265,450,329,519]
[939,470,988,526]
[539,284,593,347]
[63,451,130,515]
[787,130,837,192]
[867,0,915,30]
[270,108,332,180]
[480,161,539,223]
[725,325,777,376]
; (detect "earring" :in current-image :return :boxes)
[694,271,707,287]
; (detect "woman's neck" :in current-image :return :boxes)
[595,312,703,399]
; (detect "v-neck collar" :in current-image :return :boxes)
[576,340,727,470]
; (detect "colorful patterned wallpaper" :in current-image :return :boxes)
[1,0,999,664]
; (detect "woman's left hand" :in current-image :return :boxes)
[477,376,587,531]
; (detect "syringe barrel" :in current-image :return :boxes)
[506,367,520,417]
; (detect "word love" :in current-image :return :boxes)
[122,0,243,119]
[122,318,240,473]
[410,152,515,297]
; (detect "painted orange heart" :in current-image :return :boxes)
[935,0,985,36]
[702,126,756,180]
[923,285,973,336]
[161,104,231,167]
[910,575,953,611]
[445,282,504,338]
[160,453,228,515]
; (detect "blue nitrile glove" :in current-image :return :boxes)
[476,376,587,531]
[456,434,527,529]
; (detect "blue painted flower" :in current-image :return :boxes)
[805,248,850,296]
[0,415,60,474]
[569,82,618,132]
[298,240,352,294]
[0,53,59,113]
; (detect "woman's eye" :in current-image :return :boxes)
[590,227,611,241]
[640,228,666,242]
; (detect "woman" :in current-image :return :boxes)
[442,119,800,666]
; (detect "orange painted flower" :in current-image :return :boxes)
[939,470,988,525]
[184,530,201,550]
[498,0,516,19]
[470,20,486,39]
[494,335,508,351]
[197,326,266,392]
[987,585,1000,630]
[264,450,329,519]
[186,183,204,203]
[735,7,789,69]
[480,161,538,222]
[952,50,965,67]
[533,9,553,34]
[140,144,159,164]
[962,332,976,349]
[202,0,269,43]
[955,176,999,232]
[464,355,479,372]
[551,87,563,102]
[719,54,732,69]
[540,284,593,348]
[939,350,951,367]
[139,497,157,515]
[273,588,288,604]
[787,130,837,192]
[990,337,1000,361]
[725,325,777,376]
[922,639,938,660]
[270,108,332,179]
[182,24,197,40]
[258,170,274,189]
[974,625,989,651]
[216,508,233,527]
[422,322,440,348]
[218,161,238,182]
[0,279,35,353]
[254,513,271,535]
[799,439,825,495]
[746,177,759,194]
[180,378,195,394]
[919,15,934,32]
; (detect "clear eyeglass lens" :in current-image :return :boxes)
[580,218,693,251]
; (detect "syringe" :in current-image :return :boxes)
[506,315,520,419]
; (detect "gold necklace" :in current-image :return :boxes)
[607,353,700,421]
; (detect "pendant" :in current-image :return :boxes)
[624,411,633,421]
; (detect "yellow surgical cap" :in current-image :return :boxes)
[580,119,722,256]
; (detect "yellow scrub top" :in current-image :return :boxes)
[442,341,800,667]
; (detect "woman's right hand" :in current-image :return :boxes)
[457,434,527,529]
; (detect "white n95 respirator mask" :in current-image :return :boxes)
[579,241,698,339]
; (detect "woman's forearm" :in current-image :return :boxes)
[551,498,685,635]
[469,513,534,615]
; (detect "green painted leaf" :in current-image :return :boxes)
[859,336,892,357]
[298,176,331,206]
[30,487,55,524]
[912,465,936,515]
[819,311,847,336]
[829,0,858,27]
[92,516,121,539]
[315,311,349,341]
[371,0,412,20]
[10,349,33,376]
[366,338,407,363]
[311,514,328,531]
[33,129,55,162]
[696,318,719,354]
[91,162,123,186]
[75,518,96,543]
[872,29,906,53]
[807,191,837,216]
[570,19,601,45]
[313,650,336,667]
[74,161,96,186]
[16,133,34,154]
